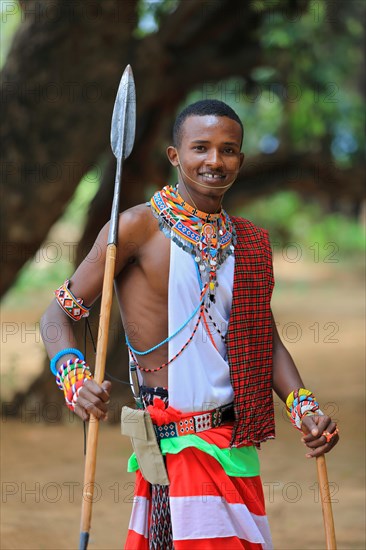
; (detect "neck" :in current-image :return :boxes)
[176,180,223,215]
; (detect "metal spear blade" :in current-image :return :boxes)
[111,64,136,160]
[108,64,136,246]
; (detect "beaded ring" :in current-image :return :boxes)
[322,427,339,443]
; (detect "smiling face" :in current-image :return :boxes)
[167,115,244,211]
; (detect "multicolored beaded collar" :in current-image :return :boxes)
[149,184,236,303]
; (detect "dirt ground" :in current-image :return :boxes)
[1,255,365,549]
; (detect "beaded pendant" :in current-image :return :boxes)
[149,185,236,303]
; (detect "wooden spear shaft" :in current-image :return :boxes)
[79,244,117,548]
[316,455,337,549]
[78,64,136,550]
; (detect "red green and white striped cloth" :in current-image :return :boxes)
[124,423,272,549]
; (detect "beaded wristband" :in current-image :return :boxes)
[65,379,86,411]
[63,375,92,412]
[50,348,85,376]
[286,388,323,430]
[59,367,90,394]
[56,358,93,412]
[55,360,89,389]
[57,360,92,392]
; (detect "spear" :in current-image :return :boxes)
[79,64,136,550]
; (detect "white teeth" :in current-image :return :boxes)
[202,173,222,179]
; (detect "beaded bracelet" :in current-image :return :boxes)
[50,348,85,376]
[56,358,93,412]
[286,388,324,430]
[54,279,91,322]
[57,359,92,390]
[65,380,86,411]
[55,359,89,389]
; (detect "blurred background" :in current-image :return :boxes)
[1,1,365,548]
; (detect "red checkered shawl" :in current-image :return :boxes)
[226,217,275,448]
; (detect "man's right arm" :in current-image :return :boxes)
[40,205,150,420]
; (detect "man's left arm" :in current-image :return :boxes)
[271,312,339,458]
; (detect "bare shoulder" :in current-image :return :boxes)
[118,202,157,250]
[67,203,157,307]
[119,202,155,231]
[86,202,157,265]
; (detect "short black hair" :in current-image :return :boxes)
[173,99,243,148]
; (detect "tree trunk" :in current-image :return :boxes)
[1,0,138,296]
[1,0,312,297]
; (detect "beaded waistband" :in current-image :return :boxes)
[154,402,235,440]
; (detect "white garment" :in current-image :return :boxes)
[168,240,235,412]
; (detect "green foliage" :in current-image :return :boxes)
[60,168,100,226]
[236,190,365,256]
[257,0,364,165]
[181,1,364,166]
[0,0,21,68]
[135,0,179,37]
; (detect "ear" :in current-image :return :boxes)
[166,146,179,167]
[239,152,245,169]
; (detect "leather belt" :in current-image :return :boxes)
[153,402,235,440]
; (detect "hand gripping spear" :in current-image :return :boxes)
[79,65,136,550]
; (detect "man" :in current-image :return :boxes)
[41,100,339,549]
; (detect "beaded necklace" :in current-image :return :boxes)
[150,184,236,303]
[127,282,209,373]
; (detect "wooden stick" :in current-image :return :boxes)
[316,455,337,549]
[79,244,117,549]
